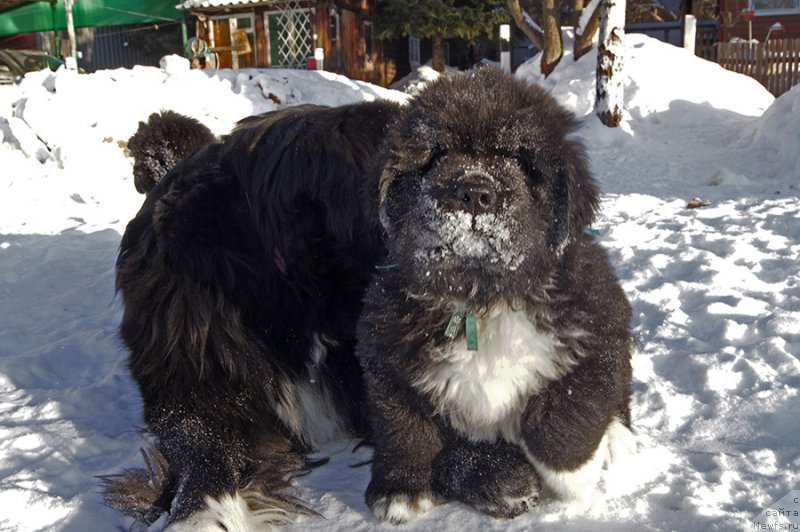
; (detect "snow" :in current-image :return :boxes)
[1,33,798,531]
[176,0,264,9]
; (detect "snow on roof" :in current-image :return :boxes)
[177,0,269,10]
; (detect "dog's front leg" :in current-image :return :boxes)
[362,376,443,525]
[518,335,633,506]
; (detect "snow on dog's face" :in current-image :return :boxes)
[403,154,528,271]
[379,69,599,304]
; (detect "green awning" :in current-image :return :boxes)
[0,0,183,37]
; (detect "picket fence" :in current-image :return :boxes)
[717,39,800,97]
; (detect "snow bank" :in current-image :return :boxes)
[0,34,798,532]
[746,83,800,180]
[0,63,406,236]
[517,33,794,195]
[517,31,774,120]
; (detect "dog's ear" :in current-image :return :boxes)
[554,133,600,252]
[375,124,429,234]
[377,157,407,233]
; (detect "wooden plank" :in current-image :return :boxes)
[779,40,783,96]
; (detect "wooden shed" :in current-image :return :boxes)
[177,0,401,86]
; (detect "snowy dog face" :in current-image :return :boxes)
[379,69,598,304]
[395,153,531,270]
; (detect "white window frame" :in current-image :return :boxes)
[264,7,315,68]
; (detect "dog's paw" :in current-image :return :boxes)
[432,439,541,519]
[451,468,540,519]
[472,491,540,519]
[369,493,437,525]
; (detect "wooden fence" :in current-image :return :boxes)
[717,39,800,97]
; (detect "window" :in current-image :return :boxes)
[329,7,340,69]
[363,20,375,70]
[751,0,800,12]
[409,34,421,69]
[265,8,314,68]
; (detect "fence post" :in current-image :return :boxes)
[682,15,696,55]
[499,24,511,74]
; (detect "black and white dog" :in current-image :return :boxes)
[358,69,634,523]
[106,69,634,530]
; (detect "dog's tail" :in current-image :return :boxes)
[127,110,216,194]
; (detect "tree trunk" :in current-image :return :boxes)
[541,0,563,76]
[574,0,601,60]
[432,34,446,72]
[571,0,583,27]
[507,0,544,50]
[595,0,626,127]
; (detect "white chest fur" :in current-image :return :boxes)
[414,305,573,442]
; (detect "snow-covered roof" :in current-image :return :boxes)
[177,0,270,10]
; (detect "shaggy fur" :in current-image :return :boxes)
[127,110,216,193]
[106,69,633,528]
[356,70,633,523]
[107,101,397,526]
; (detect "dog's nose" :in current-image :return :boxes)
[455,176,497,215]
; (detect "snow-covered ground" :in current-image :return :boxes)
[1,34,798,531]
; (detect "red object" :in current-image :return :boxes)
[306,57,316,70]
[742,10,755,22]
[0,33,37,50]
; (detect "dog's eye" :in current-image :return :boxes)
[419,149,445,173]
[511,155,529,173]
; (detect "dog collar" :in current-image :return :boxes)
[445,310,478,351]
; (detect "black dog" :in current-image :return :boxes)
[357,70,634,524]
[127,110,216,194]
[106,69,633,529]
[107,102,397,528]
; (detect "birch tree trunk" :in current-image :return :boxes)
[595,0,625,127]
[64,0,78,70]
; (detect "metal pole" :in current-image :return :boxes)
[63,0,78,70]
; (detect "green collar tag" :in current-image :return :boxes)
[445,311,466,339]
[444,310,478,351]
[464,312,478,351]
